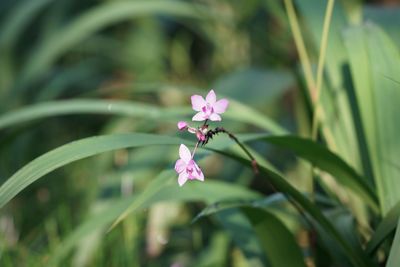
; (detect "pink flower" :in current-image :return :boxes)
[191,89,229,121]
[196,132,206,141]
[177,121,188,131]
[175,144,204,186]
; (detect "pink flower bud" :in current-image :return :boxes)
[196,132,206,141]
[177,121,188,131]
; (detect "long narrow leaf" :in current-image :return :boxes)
[21,0,209,86]
[0,132,377,266]
[263,136,378,212]
[366,201,400,254]
[0,99,287,134]
[47,171,259,266]
[386,218,400,267]
[343,24,400,214]
[241,207,307,267]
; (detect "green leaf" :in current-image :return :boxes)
[0,0,53,49]
[386,218,400,267]
[208,138,377,267]
[241,207,307,267]
[20,0,209,86]
[226,100,288,134]
[261,135,379,212]
[208,134,378,213]
[0,134,180,208]
[363,5,400,45]
[0,100,186,130]
[214,68,294,108]
[0,99,287,134]
[215,208,267,267]
[343,24,400,214]
[366,201,400,254]
[0,0,53,91]
[46,171,259,266]
[295,0,362,172]
[239,163,376,267]
[0,132,376,266]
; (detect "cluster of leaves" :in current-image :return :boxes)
[0,0,399,267]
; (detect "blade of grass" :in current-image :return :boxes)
[311,0,335,139]
[386,218,400,267]
[0,132,377,266]
[0,99,288,134]
[283,0,315,92]
[46,172,259,266]
[366,201,400,254]
[343,24,400,214]
[0,0,53,91]
[241,207,307,267]
[20,0,209,88]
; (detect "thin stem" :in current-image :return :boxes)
[283,0,337,150]
[311,0,335,139]
[191,119,208,159]
[206,127,316,235]
[212,127,259,174]
[191,141,199,159]
[283,0,316,92]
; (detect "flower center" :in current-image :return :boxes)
[186,161,196,180]
[202,103,214,116]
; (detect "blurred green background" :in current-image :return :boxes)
[0,0,400,266]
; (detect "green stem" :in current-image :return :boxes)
[283,0,316,92]
[311,0,335,139]
[214,127,259,174]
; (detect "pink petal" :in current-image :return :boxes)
[179,144,192,163]
[194,162,204,181]
[177,121,188,130]
[196,132,206,141]
[206,89,216,104]
[191,95,206,111]
[192,111,207,121]
[209,113,221,121]
[188,127,197,134]
[178,172,188,186]
[174,159,186,173]
[213,99,229,114]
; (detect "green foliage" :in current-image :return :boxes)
[0,0,399,266]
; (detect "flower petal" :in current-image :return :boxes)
[209,113,221,121]
[174,159,186,173]
[194,162,204,181]
[177,121,188,130]
[196,132,206,141]
[213,99,229,114]
[191,95,206,111]
[179,144,192,163]
[192,111,207,121]
[178,172,189,186]
[206,89,216,104]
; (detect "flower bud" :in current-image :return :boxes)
[177,121,188,131]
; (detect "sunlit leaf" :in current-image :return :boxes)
[343,23,400,215]
[366,201,400,254]
[0,99,287,134]
[386,218,400,267]
[241,207,307,267]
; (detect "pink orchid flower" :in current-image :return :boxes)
[175,144,204,186]
[191,89,229,121]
